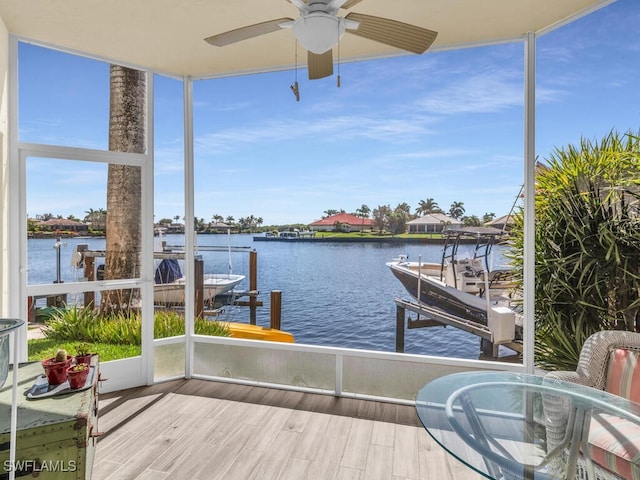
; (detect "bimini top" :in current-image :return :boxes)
[444,226,507,238]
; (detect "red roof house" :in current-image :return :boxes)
[309,213,376,232]
[38,218,89,233]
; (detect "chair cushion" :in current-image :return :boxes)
[605,348,640,403]
[588,412,640,480]
[586,348,640,479]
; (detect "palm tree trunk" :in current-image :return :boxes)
[101,65,146,314]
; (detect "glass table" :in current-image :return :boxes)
[416,371,640,480]
[0,319,24,388]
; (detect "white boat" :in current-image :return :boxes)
[386,227,519,336]
[154,259,245,306]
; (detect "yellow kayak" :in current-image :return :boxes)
[222,322,295,343]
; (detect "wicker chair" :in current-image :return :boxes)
[544,330,640,480]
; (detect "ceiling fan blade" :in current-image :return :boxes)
[344,13,438,54]
[308,50,333,80]
[341,0,364,9]
[204,18,294,46]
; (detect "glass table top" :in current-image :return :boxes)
[0,319,24,335]
[0,318,24,388]
[416,371,640,480]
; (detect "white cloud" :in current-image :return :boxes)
[194,112,436,155]
[418,70,523,115]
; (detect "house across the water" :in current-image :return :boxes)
[406,213,462,233]
[309,213,376,232]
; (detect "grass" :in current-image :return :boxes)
[28,305,230,362]
[314,231,445,239]
[29,339,140,362]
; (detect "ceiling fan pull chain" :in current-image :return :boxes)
[290,82,300,102]
[337,33,341,87]
[291,40,300,101]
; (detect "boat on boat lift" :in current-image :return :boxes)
[154,258,244,306]
[387,227,520,342]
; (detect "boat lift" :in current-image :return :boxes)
[394,297,522,359]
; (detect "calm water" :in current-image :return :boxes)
[27,234,511,359]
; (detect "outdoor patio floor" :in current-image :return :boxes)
[93,378,485,480]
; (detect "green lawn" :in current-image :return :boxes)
[314,231,444,239]
[29,338,141,362]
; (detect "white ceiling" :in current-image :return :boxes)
[0,0,615,78]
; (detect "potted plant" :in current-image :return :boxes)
[66,362,90,389]
[75,343,93,365]
[41,348,72,385]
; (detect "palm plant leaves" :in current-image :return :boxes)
[510,131,640,370]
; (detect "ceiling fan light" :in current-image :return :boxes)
[293,13,345,54]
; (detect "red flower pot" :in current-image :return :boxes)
[75,354,93,365]
[41,356,73,385]
[66,364,90,389]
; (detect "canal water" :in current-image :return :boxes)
[27,234,513,359]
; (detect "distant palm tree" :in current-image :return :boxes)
[323,209,339,218]
[395,202,411,215]
[97,208,107,230]
[225,215,235,224]
[84,208,96,222]
[355,204,371,233]
[373,205,391,233]
[241,215,261,232]
[84,208,107,231]
[448,201,465,220]
[463,215,481,226]
[415,198,441,216]
[390,203,411,234]
[483,212,496,223]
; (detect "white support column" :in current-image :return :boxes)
[0,20,8,319]
[523,32,536,374]
[8,35,27,362]
[142,72,155,385]
[183,76,195,379]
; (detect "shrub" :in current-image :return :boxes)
[508,131,640,370]
[43,306,230,344]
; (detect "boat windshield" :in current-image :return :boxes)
[440,227,506,281]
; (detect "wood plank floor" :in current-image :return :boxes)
[93,379,485,480]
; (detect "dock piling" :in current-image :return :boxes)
[270,290,282,330]
[396,303,405,353]
[195,258,204,319]
[249,250,258,324]
[83,256,95,307]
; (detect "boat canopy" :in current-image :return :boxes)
[154,259,182,284]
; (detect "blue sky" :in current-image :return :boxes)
[20,0,640,225]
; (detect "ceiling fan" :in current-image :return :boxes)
[204,0,438,80]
